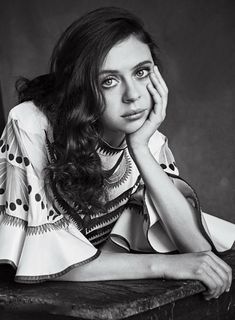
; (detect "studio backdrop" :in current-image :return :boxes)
[0,0,234,223]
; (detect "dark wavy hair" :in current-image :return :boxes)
[16,7,160,221]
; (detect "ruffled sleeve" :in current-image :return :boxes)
[0,102,99,283]
[109,130,235,254]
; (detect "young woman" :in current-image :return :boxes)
[0,7,234,300]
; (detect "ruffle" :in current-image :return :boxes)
[146,174,235,254]
[109,176,235,254]
[0,102,100,283]
[0,210,100,283]
[109,132,235,255]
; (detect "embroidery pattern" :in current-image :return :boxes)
[86,204,126,234]
[27,217,70,236]
[97,138,127,156]
[105,150,132,189]
[1,212,27,230]
[105,175,141,211]
[0,209,70,235]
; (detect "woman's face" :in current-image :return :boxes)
[99,35,154,146]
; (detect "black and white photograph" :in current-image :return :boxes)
[0,1,234,319]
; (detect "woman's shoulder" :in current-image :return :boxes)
[8,101,49,133]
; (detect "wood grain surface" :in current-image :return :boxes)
[0,251,234,319]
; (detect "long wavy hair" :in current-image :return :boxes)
[16,7,160,221]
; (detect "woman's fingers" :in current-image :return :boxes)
[206,251,232,291]
[149,70,167,98]
[148,65,168,119]
[149,68,168,105]
[200,267,223,300]
[153,65,168,93]
[195,253,231,300]
[168,252,232,301]
[147,83,161,112]
[146,83,165,121]
[199,267,221,299]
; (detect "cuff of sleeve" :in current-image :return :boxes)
[0,214,100,283]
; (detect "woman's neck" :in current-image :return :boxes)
[101,130,125,148]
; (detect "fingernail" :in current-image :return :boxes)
[216,296,219,299]
[226,287,230,292]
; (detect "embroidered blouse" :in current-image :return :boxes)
[0,101,234,283]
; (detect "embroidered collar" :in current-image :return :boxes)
[97,138,127,155]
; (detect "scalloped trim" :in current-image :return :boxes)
[1,212,27,230]
[0,211,71,236]
[14,250,101,283]
[97,138,127,156]
[26,217,70,235]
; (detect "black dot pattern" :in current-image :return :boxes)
[6,150,29,165]
[8,154,14,161]
[5,201,8,208]
[23,204,29,211]
[0,188,5,195]
[16,156,23,164]
[160,163,176,171]
[24,157,30,166]
[41,201,45,210]
[49,210,54,216]
[1,145,6,153]
[16,199,22,205]
[28,185,32,194]
[10,202,16,211]
[6,144,9,151]
[35,194,41,202]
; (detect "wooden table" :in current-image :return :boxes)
[0,251,234,320]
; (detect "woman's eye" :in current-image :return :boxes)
[102,77,118,88]
[136,68,150,79]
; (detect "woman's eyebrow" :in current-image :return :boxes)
[99,60,152,75]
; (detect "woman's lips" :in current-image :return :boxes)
[121,108,147,120]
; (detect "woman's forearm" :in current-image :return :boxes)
[54,249,232,302]
[130,145,211,253]
[56,251,164,281]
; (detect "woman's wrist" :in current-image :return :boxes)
[128,141,150,159]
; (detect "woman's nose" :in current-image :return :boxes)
[122,80,141,103]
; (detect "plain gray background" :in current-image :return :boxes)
[0,0,234,223]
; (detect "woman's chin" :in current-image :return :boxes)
[123,119,146,134]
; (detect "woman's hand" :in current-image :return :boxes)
[163,251,232,300]
[126,65,168,151]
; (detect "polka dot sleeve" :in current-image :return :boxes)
[0,102,99,283]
